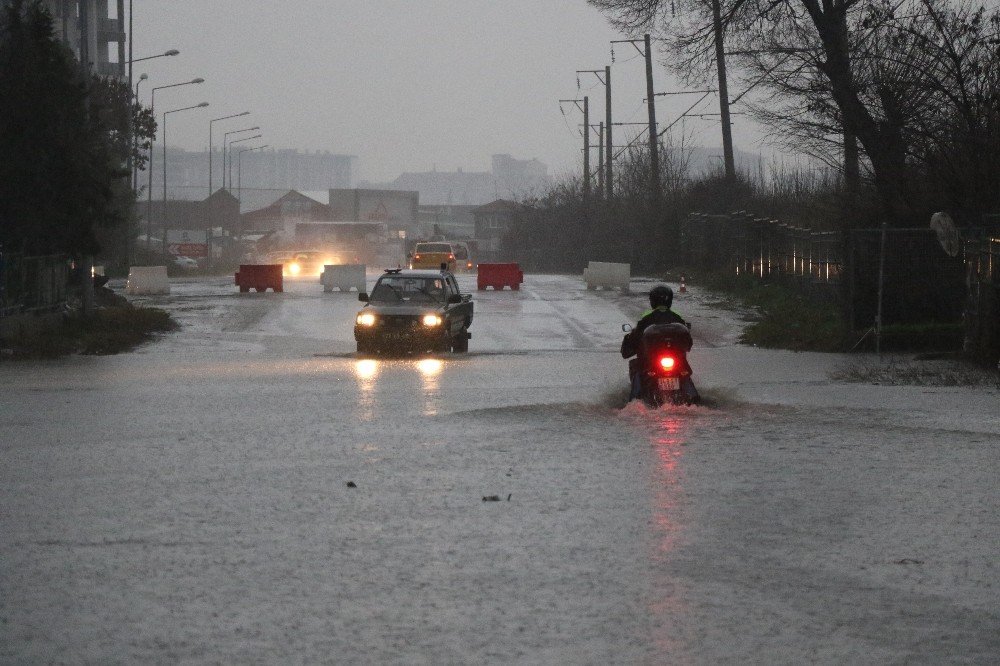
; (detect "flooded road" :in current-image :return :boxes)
[2,274,997,663]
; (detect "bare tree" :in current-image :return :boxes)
[590,0,1000,225]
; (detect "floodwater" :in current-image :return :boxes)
[1,274,997,664]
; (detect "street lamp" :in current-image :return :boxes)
[128,48,179,64]
[209,111,249,196]
[228,134,262,190]
[161,102,210,255]
[144,77,205,251]
[238,145,269,242]
[222,126,260,189]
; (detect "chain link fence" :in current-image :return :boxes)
[681,212,997,353]
[681,212,842,298]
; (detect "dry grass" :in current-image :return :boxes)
[832,359,1000,387]
[1,306,177,359]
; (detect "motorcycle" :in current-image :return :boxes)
[621,322,699,406]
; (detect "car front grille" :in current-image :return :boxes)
[382,315,419,330]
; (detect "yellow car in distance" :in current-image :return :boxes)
[410,242,457,272]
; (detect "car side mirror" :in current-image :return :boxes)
[621,324,632,332]
[358,292,369,302]
[447,294,462,304]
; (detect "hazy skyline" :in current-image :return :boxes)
[130,1,773,184]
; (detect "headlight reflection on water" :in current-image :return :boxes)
[416,358,444,376]
[354,359,378,380]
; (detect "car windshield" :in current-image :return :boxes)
[416,243,452,253]
[453,246,468,260]
[370,277,446,303]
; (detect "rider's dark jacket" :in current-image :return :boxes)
[621,306,687,359]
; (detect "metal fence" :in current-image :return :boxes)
[0,253,70,317]
[681,212,842,293]
[681,212,992,334]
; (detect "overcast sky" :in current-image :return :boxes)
[130,1,772,183]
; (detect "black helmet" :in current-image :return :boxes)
[649,284,673,309]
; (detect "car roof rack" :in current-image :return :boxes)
[383,268,402,274]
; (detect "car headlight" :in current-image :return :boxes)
[288,262,301,276]
[357,312,376,326]
[422,314,442,327]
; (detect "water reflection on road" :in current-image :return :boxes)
[352,356,447,419]
[621,402,698,663]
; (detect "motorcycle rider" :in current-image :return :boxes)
[622,284,699,402]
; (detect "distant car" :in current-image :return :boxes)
[451,242,475,272]
[354,268,473,354]
[410,242,457,272]
[172,255,198,270]
[264,250,340,278]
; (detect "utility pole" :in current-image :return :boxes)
[583,96,590,201]
[597,122,605,199]
[612,35,660,201]
[711,0,736,180]
[560,98,591,201]
[644,34,660,200]
[577,68,612,200]
[605,65,613,199]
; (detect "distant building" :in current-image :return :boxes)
[42,0,125,78]
[241,190,333,235]
[328,189,420,240]
[367,154,551,207]
[491,154,549,198]
[152,147,355,199]
[417,205,478,240]
[473,199,523,262]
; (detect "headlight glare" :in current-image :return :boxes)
[422,314,442,327]
[357,312,376,326]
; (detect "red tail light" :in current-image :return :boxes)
[659,355,677,371]
[449,254,455,259]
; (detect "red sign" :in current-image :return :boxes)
[167,243,208,258]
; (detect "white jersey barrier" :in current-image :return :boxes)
[126,266,170,295]
[583,261,630,292]
[321,264,366,292]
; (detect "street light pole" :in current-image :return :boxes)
[222,126,260,189]
[238,145,269,242]
[127,48,180,65]
[145,77,204,252]
[228,134,262,192]
[209,112,250,196]
[161,102,209,255]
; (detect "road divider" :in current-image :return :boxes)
[583,261,630,292]
[126,266,169,295]
[235,265,283,293]
[321,264,366,292]
[477,263,523,291]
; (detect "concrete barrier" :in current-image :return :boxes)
[583,261,630,292]
[235,264,283,293]
[477,263,523,291]
[126,266,170,295]
[321,264,366,292]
